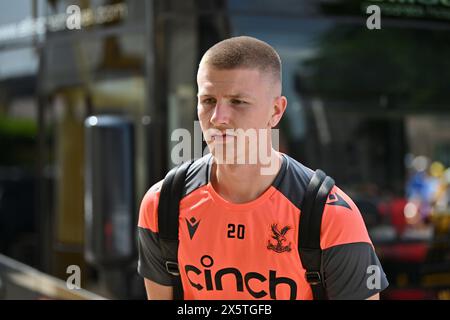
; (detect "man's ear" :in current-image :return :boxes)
[269,96,287,128]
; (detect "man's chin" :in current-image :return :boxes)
[210,149,258,166]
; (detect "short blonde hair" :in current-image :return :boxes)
[199,36,282,84]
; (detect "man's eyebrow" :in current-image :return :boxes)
[224,94,252,99]
[197,93,252,99]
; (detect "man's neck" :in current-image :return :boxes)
[210,150,283,204]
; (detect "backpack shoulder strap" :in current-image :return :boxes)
[298,169,335,300]
[157,159,195,300]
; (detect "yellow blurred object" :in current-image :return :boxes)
[422,273,450,288]
[430,161,445,178]
[397,273,409,287]
[430,211,450,234]
[438,290,450,300]
[444,168,450,184]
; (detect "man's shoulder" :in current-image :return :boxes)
[138,154,213,232]
[138,180,163,232]
[149,179,163,193]
[282,153,315,179]
[145,153,212,197]
[183,154,213,197]
[273,153,316,210]
[321,185,372,249]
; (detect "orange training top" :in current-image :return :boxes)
[137,153,388,300]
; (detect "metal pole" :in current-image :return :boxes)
[35,0,51,273]
[144,0,167,184]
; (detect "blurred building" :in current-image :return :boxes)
[0,0,449,299]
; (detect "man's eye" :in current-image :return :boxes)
[202,98,215,105]
[231,99,245,105]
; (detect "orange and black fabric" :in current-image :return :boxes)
[138,153,389,300]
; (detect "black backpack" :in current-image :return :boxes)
[157,159,335,300]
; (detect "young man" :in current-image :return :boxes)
[137,36,388,300]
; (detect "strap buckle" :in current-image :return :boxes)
[305,271,322,285]
[165,261,180,276]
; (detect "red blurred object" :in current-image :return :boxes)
[377,197,408,235]
[390,197,408,235]
[383,289,435,300]
[377,242,429,263]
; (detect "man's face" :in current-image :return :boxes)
[197,64,284,163]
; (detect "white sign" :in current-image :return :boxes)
[0,3,128,43]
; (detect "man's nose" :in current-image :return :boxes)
[210,101,231,126]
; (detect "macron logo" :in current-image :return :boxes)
[186,217,201,239]
[326,193,352,211]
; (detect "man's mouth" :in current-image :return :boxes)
[212,132,235,143]
[207,129,235,143]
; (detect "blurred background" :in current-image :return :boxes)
[0,0,449,300]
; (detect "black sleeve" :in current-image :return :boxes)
[322,242,389,300]
[137,227,175,286]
